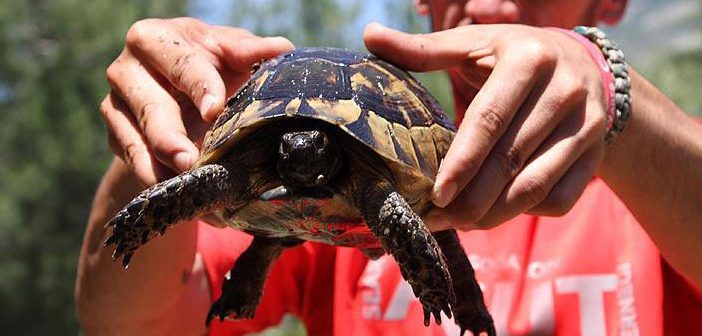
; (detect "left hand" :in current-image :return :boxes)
[364,23,609,231]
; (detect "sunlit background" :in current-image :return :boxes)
[0,0,699,334]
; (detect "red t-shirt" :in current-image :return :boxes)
[199,178,702,336]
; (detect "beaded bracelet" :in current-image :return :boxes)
[573,26,631,143]
[552,26,632,143]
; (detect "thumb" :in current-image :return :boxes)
[363,22,495,72]
[219,35,295,71]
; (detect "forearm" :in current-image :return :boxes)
[75,158,208,334]
[598,69,702,287]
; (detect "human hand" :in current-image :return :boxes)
[100,17,293,185]
[364,23,608,230]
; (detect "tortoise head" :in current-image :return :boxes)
[277,130,341,187]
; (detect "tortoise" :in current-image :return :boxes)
[105,47,495,335]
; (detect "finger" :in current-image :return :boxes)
[424,209,455,232]
[172,89,213,148]
[446,67,587,223]
[106,55,198,173]
[125,21,228,120]
[440,84,558,223]
[527,145,603,216]
[215,30,294,71]
[363,22,497,72]
[472,109,603,228]
[100,92,160,185]
[432,47,545,208]
[214,34,295,120]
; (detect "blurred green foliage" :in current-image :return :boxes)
[0,0,699,334]
[227,0,455,120]
[0,0,186,333]
[644,51,702,116]
[227,0,362,48]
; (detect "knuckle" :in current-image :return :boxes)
[517,175,551,206]
[517,37,556,69]
[490,146,525,181]
[577,112,606,145]
[138,100,159,120]
[560,74,588,103]
[122,141,142,168]
[169,51,196,88]
[582,121,603,142]
[137,101,159,131]
[587,104,608,134]
[475,107,507,139]
[105,61,122,85]
[125,19,159,47]
[99,97,112,119]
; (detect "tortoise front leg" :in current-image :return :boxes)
[206,236,302,324]
[434,230,495,336]
[105,163,248,267]
[358,180,454,326]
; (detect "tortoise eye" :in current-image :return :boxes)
[279,139,291,158]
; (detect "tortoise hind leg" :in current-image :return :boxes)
[105,163,247,267]
[206,236,303,324]
[358,180,454,326]
[434,230,495,336]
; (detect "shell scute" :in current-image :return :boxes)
[200,47,455,184]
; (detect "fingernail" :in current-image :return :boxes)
[174,151,193,171]
[199,93,217,118]
[432,181,457,208]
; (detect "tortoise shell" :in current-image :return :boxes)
[196,47,456,249]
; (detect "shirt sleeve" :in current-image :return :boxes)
[197,221,335,335]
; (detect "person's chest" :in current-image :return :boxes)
[333,180,663,336]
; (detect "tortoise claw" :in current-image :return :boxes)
[205,289,257,326]
[460,314,496,336]
[423,308,431,327]
[121,253,133,268]
[433,310,442,325]
[421,303,452,327]
[103,233,117,246]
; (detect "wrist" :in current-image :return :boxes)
[549,26,631,144]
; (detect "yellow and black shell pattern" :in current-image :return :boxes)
[198,47,455,210]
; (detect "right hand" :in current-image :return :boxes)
[100,17,294,185]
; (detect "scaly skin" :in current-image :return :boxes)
[105,163,245,267]
[434,230,495,336]
[206,236,303,324]
[359,181,454,326]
